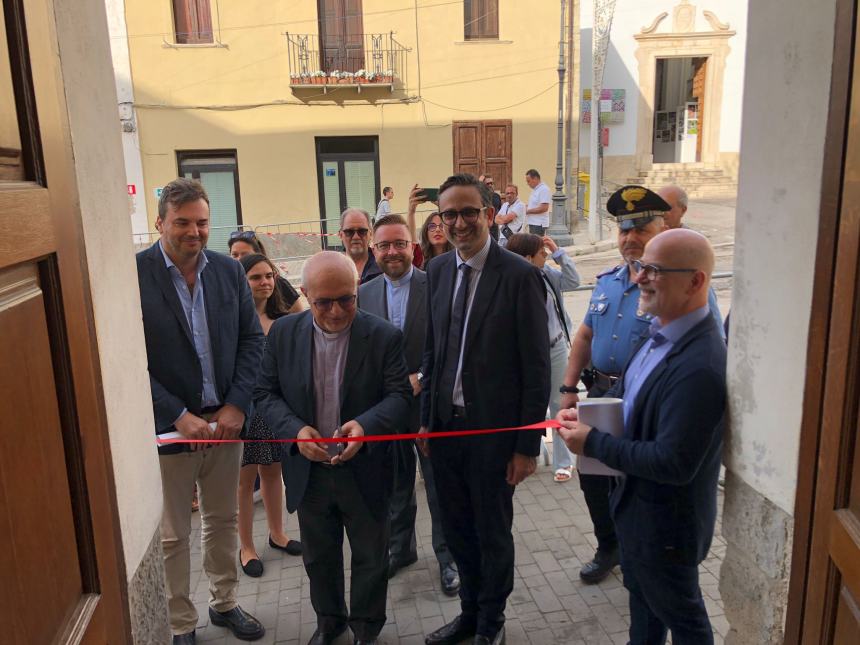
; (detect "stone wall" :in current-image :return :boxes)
[128,531,171,644]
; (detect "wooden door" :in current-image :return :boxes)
[318,0,364,73]
[0,0,128,642]
[787,1,860,642]
[452,120,512,188]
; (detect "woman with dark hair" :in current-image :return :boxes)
[505,233,582,483]
[419,212,452,265]
[229,230,304,313]
[237,253,302,577]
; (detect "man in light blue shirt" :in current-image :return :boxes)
[557,229,727,645]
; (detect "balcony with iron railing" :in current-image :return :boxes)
[285,32,408,92]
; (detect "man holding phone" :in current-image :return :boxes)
[255,251,412,645]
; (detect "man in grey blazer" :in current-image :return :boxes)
[358,214,460,596]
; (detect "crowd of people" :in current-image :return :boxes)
[139,172,726,645]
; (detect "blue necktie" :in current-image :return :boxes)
[437,264,472,423]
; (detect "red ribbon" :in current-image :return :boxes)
[156,419,563,445]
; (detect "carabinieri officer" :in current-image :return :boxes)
[558,185,723,585]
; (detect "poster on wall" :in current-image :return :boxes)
[582,89,626,124]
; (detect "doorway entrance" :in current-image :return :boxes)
[178,150,243,253]
[452,120,512,188]
[317,0,365,73]
[315,136,380,250]
[652,57,706,163]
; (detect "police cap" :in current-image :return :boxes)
[606,185,671,231]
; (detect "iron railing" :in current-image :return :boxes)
[285,32,408,89]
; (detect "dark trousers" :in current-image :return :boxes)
[622,557,713,645]
[389,440,453,567]
[529,224,547,236]
[430,428,514,638]
[298,463,389,639]
[579,383,618,554]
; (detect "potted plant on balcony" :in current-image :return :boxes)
[329,70,341,84]
[365,71,378,84]
[313,70,327,85]
[381,69,395,84]
[339,71,354,84]
[355,69,367,84]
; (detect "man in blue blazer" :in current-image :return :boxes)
[255,251,412,645]
[557,228,726,645]
[136,178,264,643]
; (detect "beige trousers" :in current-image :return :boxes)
[159,442,243,635]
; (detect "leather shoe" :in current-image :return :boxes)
[388,551,418,579]
[308,624,347,645]
[208,606,265,641]
[473,626,505,645]
[424,614,477,645]
[440,563,460,596]
[241,556,264,578]
[172,633,196,644]
[578,549,619,584]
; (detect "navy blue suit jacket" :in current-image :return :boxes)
[136,242,263,454]
[419,241,551,459]
[584,315,727,566]
[253,310,412,520]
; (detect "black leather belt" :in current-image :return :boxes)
[593,368,620,390]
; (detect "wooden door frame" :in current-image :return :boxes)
[3,0,130,639]
[451,119,513,188]
[785,0,859,641]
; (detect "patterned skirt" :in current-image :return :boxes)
[241,413,283,467]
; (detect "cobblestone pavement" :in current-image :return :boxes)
[187,454,727,645]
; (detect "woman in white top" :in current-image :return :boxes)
[505,233,581,482]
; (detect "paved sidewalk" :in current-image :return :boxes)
[187,448,727,645]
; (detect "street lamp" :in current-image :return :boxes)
[547,0,575,247]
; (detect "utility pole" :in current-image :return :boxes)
[548,0,575,246]
[564,0,578,229]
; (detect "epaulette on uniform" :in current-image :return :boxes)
[596,265,621,279]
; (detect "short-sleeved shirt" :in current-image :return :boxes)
[498,199,526,243]
[376,198,391,220]
[585,263,726,374]
[526,182,551,227]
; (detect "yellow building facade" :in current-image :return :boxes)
[125,0,572,251]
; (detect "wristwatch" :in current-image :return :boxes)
[558,384,578,394]
[416,371,424,384]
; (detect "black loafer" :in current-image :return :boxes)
[473,626,505,645]
[424,614,477,645]
[208,606,265,641]
[269,535,303,556]
[388,551,418,579]
[240,556,264,578]
[308,624,347,645]
[440,563,460,596]
[173,632,196,644]
[579,549,619,584]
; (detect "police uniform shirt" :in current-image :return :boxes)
[584,264,653,375]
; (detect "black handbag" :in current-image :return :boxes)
[502,224,516,239]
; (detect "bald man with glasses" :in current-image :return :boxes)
[255,251,412,645]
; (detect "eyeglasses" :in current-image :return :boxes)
[439,207,485,225]
[229,230,257,242]
[426,223,443,232]
[341,228,369,238]
[373,240,411,252]
[311,294,356,312]
[631,260,697,281]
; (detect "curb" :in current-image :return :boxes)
[562,239,616,257]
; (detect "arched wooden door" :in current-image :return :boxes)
[0,0,128,642]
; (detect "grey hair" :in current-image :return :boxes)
[340,207,372,229]
[663,184,688,209]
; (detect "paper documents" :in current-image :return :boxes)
[575,398,624,477]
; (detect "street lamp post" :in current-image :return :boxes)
[547,0,575,247]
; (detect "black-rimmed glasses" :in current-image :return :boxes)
[373,240,411,252]
[439,207,485,225]
[311,294,357,312]
[631,260,697,281]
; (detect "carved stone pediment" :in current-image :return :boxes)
[639,1,731,35]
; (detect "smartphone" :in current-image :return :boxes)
[420,187,439,202]
[326,427,345,459]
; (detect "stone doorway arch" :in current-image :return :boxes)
[633,1,735,172]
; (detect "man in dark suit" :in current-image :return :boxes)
[557,228,726,645]
[255,251,412,645]
[358,214,460,596]
[419,174,551,645]
[137,178,265,644]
